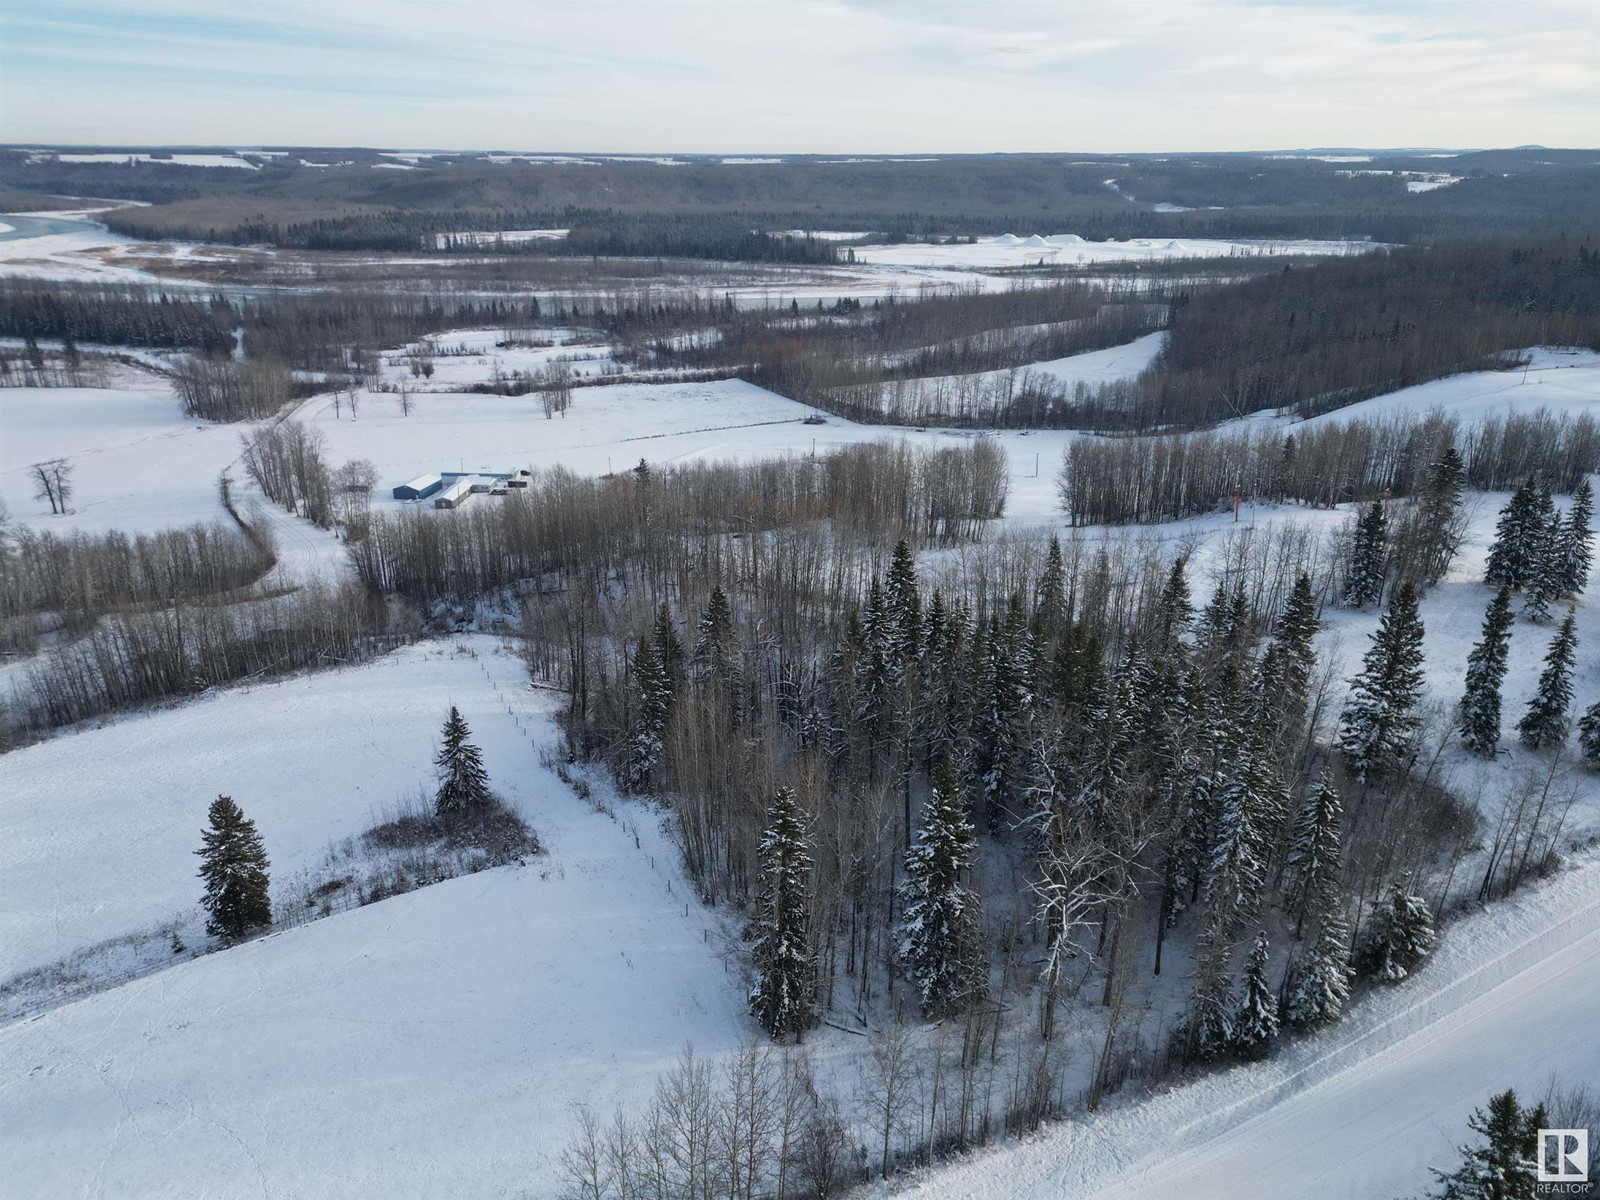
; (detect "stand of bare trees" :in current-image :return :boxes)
[350,441,1008,603]
[3,582,403,745]
[1058,409,1599,526]
[1,519,276,637]
[29,458,74,515]
[239,420,335,527]
[173,354,295,421]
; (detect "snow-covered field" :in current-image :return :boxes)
[0,640,750,1198]
[849,233,1377,270]
[20,152,259,169]
[0,383,244,534]
[1291,345,1600,426]
[1,641,547,982]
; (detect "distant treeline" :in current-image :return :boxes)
[643,281,1173,413]
[0,281,548,373]
[1099,238,1600,428]
[1058,409,1600,526]
[104,204,841,263]
[0,282,237,351]
[10,149,1597,250]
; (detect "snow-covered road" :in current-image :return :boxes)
[900,855,1600,1200]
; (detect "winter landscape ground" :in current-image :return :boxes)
[3,28,1600,1191]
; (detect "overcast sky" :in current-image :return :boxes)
[2,0,1596,153]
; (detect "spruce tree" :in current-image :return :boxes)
[1356,882,1437,983]
[1284,772,1343,938]
[1413,447,1467,586]
[1522,509,1566,622]
[1188,934,1235,1062]
[1154,556,1194,651]
[1343,501,1388,608]
[1339,582,1427,784]
[1034,534,1069,635]
[1208,729,1283,923]
[883,538,923,664]
[1229,931,1280,1059]
[1579,699,1600,767]
[855,577,894,744]
[435,705,492,816]
[1485,481,1541,591]
[897,756,986,1019]
[693,585,736,680]
[1286,909,1353,1031]
[197,795,271,940]
[1459,588,1515,758]
[972,612,1020,824]
[1263,572,1320,753]
[1429,1089,1540,1200]
[1561,479,1594,597]
[653,601,685,686]
[1517,609,1577,750]
[624,638,671,793]
[748,788,819,1042]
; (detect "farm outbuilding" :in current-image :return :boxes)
[393,473,443,501]
[433,478,476,509]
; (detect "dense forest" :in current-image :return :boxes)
[1112,238,1600,427]
[5,147,1597,254]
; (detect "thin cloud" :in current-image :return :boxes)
[1,0,1595,150]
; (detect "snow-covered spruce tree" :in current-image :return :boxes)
[1209,727,1284,921]
[972,611,1022,827]
[1561,478,1594,597]
[1522,508,1566,622]
[1428,1089,1540,1200]
[1485,480,1542,591]
[1342,500,1388,608]
[1258,573,1320,759]
[1229,931,1280,1060]
[897,756,986,1020]
[1152,555,1194,651]
[1033,533,1069,635]
[1355,882,1437,983]
[1458,587,1515,758]
[1274,572,1320,690]
[1188,933,1235,1062]
[653,600,685,687]
[1579,699,1600,767]
[196,794,271,940]
[856,577,897,747]
[1284,772,1343,938]
[748,787,818,1042]
[1286,909,1353,1031]
[1339,582,1426,784]
[883,537,923,665]
[1517,608,1577,751]
[434,705,492,816]
[692,584,736,680]
[624,637,671,793]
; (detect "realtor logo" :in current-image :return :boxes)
[1538,1128,1589,1184]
